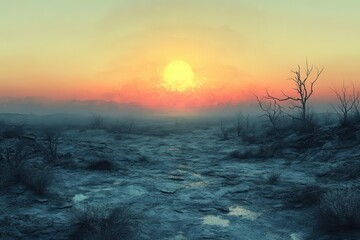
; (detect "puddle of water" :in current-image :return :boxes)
[72,193,88,202]
[227,206,261,221]
[201,215,229,227]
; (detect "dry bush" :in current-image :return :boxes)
[90,114,105,129]
[256,96,282,130]
[265,61,323,123]
[232,114,251,137]
[0,147,53,195]
[109,118,135,134]
[287,185,323,208]
[71,206,141,240]
[217,120,229,140]
[333,84,359,127]
[267,184,324,208]
[2,122,25,139]
[0,147,26,187]
[319,188,360,231]
[21,167,53,195]
[44,130,60,161]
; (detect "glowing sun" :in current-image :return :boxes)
[162,60,197,92]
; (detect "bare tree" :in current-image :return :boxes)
[322,110,334,126]
[90,114,105,129]
[232,114,243,137]
[256,95,282,129]
[333,84,359,126]
[266,61,323,122]
[218,120,229,140]
[353,93,360,122]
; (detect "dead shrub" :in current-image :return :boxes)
[71,206,141,240]
[319,188,360,231]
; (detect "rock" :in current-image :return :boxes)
[157,182,181,194]
[159,187,178,194]
[34,198,49,203]
[125,185,147,196]
[214,205,230,214]
[235,183,250,193]
[272,203,285,208]
[199,208,213,212]
[54,203,73,209]
[168,175,185,181]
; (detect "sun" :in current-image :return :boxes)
[162,60,197,92]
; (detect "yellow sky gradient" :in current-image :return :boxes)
[1,0,359,109]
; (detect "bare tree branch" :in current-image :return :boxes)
[256,95,282,129]
[265,61,323,122]
[333,83,359,126]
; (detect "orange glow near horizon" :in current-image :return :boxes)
[0,1,359,112]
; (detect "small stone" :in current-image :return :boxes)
[55,203,73,209]
[235,184,250,193]
[159,188,177,194]
[35,198,49,203]
[168,175,185,181]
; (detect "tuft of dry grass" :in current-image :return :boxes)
[319,188,360,231]
[0,147,53,195]
[21,167,53,195]
[0,147,26,187]
[71,206,141,240]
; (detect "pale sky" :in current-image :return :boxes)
[1,0,359,109]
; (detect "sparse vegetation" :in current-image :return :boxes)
[44,130,60,161]
[319,188,360,231]
[109,118,135,134]
[218,120,229,140]
[269,184,324,208]
[2,122,26,139]
[288,184,323,208]
[322,111,335,126]
[90,114,105,129]
[264,60,323,131]
[232,114,244,137]
[21,167,53,195]
[0,147,26,187]
[333,83,359,127]
[256,96,282,130]
[0,147,53,195]
[71,206,141,240]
